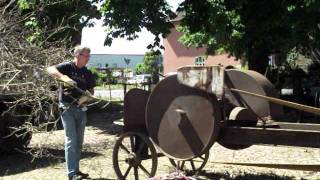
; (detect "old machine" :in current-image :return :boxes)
[112,65,320,180]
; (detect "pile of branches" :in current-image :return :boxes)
[0,5,71,142]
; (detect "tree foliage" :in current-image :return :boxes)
[135,51,159,74]
[178,0,320,73]
[100,0,320,74]
[4,0,320,74]
[11,0,101,46]
[100,0,176,52]
[135,63,144,75]
[89,68,107,86]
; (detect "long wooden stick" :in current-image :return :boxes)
[230,88,320,116]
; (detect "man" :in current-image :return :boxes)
[47,46,95,180]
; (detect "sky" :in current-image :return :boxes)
[81,0,183,55]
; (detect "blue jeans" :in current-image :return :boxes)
[61,105,87,177]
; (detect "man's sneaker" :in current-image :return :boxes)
[69,175,82,180]
[77,171,89,178]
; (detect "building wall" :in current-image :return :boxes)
[88,54,145,69]
[163,24,240,74]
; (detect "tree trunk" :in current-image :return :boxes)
[247,48,269,75]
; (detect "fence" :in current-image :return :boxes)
[94,82,152,102]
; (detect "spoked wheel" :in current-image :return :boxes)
[168,151,209,172]
[113,132,158,180]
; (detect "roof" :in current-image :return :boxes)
[88,54,144,69]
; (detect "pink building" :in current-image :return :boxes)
[163,17,241,74]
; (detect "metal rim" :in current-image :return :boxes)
[112,132,158,180]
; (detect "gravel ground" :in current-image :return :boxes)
[1,110,320,180]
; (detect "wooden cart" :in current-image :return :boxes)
[112,66,320,180]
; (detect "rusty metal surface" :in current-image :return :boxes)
[177,66,224,99]
[228,107,258,124]
[146,75,221,160]
[123,88,150,133]
[224,69,284,120]
[218,107,258,150]
[177,67,283,120]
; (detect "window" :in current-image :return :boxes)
[195,56,205,66]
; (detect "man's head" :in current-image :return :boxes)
[73,46,91,68]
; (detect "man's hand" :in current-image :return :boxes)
[59,75,77,88]
[78,90,93,106]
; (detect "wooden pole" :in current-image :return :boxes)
[230,88,320,116]
[109,84,111,101]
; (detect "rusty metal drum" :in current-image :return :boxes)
[218,107,258,150]
[224,69,284,120]
[123,88,150,133]
[146,75,221,160]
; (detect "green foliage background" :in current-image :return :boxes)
[89,68,107,86]
[16,0,101,46]
[9,0,320,74]
[99,0,320,74]
[135,51,159,74]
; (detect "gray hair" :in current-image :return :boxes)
[73,45,91,56]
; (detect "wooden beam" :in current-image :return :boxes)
[276,122,320,131]
[219,126,320,148]
[230,88,320,116]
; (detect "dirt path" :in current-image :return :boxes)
[1,110,320,180]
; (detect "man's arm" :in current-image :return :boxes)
[47,65,77,87]
[46,66,64,78]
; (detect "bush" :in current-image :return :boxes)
[89,68,107,86]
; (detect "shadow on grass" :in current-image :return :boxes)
[87,108,124,136]
[0,147,101,176]
[190,170,294,180]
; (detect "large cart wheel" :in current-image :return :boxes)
[113,132,158,180]
[168,151,209,172]
[146,75,221,160]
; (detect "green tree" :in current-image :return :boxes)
[135,51,159,74]
[89,68,107,86]
[135,51,161,83]
[14,0,101,46]
[100,0,176,53]
[135,63,145,75]
[8,0,320,74]
[178,0,320,74]
[100,0,320,74]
